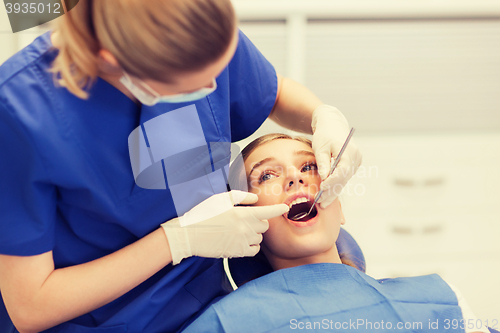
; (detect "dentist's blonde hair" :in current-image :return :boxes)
[51,0,236,99]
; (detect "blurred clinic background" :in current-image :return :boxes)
[1,0,499,321]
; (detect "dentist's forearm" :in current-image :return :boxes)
[0,228,172,333]
[269,74,323,134]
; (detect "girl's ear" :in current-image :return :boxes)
[339,201,346,225]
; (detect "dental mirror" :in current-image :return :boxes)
[289,128,355,221]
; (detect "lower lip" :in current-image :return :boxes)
[283,209,319,227]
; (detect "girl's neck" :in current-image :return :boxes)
[265,245,342,271]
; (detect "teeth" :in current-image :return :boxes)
[288,197,308,208]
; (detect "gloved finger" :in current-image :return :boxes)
[242,217,269,234]
[319,192,339,209]
[320,170,350,192]
[246,244,261,257]
[314,148,332,180]
[319,155,355,190]
[318,174,346,202]
[229,190,258,205]
[338,147,361,177]
[253,219,269,234]
[346,143,363,171]
[248,232,263,247]
[246,203,289,221]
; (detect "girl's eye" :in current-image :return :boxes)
[259,171,278,184]
[302,163,318,172]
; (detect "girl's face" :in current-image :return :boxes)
[244,139,343,269]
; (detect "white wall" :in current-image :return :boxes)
[0,8,16,65]
[234,0,500,137]
[0,11,51,66]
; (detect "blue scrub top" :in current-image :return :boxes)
[0,30,277,333]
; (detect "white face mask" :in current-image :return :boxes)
[119,72,217,106]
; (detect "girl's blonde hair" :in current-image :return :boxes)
[241,133,312,162]
[51,0,236,99]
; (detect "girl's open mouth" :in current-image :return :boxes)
[283,199,319,227]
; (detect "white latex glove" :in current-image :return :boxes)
[161,190,289,265]
[311,105,362,208]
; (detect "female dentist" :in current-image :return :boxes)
[0,0,361,332]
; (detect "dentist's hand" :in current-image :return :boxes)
[311,105,362,208]
[161,190,289,265]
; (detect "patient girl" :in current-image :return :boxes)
[242,134,347,272]
[183,134,490,333]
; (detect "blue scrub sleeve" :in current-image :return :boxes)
[0,100,56,256]
[228,31,278,142]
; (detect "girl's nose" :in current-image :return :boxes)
[286,168,305,189]
[287,179,304,188]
